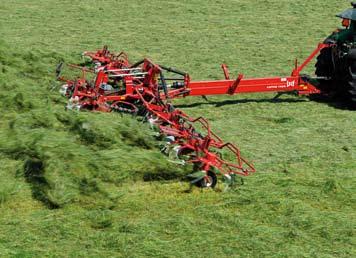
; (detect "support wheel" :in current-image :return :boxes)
[195,171,217,188]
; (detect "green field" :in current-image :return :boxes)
[0,0,355,257]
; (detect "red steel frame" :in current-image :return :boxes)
[167,43,330,98]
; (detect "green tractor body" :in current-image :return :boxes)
[315,2,356,106]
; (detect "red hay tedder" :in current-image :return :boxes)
[55,42,333,188]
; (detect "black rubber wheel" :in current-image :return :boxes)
[346,60,356,109]
[195,171,217,188]
[315,47,335,93]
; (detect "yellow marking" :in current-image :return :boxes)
[300,84,308,90]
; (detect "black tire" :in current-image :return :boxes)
[315,47,335,93]
[347,60,356,109]
[195,171,217,188]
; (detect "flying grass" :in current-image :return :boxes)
[0,0,355,257]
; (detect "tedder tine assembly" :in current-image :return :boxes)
[56,46,257,188]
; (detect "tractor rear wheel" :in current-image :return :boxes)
[315,47,335,93]
[347,60,356,109]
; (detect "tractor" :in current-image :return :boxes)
[315,2,356,106]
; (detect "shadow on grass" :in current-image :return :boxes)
[176,95,356,110]
[142,170,186,182]
[24,158,60,209]
[175,97,307,109]
[309,94,356,110]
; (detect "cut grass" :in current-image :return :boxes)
[0,0,355,257]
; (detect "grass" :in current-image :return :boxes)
[0,0,355,257]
